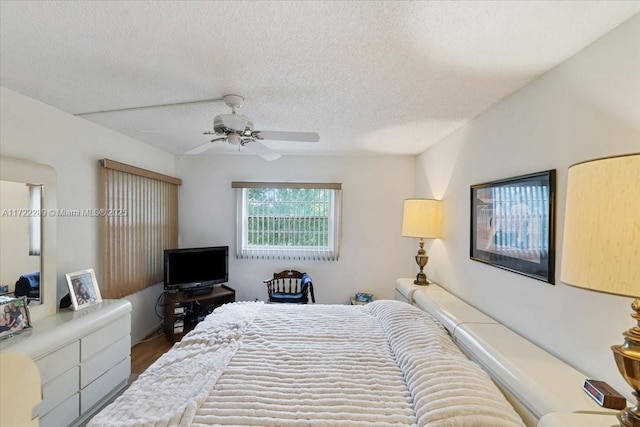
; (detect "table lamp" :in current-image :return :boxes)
[402,199,442,285]
[560,153,640,427]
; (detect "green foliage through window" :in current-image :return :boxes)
[246,188,330,247]
[235,183,342,260]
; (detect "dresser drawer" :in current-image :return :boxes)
[39,392,79,427]
[81,314,130,361]
[36,341,79,384]
[81,334,130,388]
[36,365,79,417]
[81,356,130,413]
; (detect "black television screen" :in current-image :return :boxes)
[164,246,228,292]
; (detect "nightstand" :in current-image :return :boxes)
[537,412,620,427]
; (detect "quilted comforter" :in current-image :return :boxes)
[89,300,524,427]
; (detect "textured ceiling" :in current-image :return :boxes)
[1,1,638,158]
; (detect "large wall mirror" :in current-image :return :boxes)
[0,156,57,321]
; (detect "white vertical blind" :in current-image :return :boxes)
[232,182,342,260]
[27,184,42,256]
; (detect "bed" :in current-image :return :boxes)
[88,300,525,426]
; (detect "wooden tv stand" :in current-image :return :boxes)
[163,284,235,342]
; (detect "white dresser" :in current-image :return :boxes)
[0,299,132,427]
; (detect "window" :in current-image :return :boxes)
[232,182,342,260]
[100,159,181,298]
[28,184,42,256]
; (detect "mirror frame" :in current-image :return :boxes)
[1,156,57,321]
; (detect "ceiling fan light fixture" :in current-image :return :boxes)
[227,133,242,145]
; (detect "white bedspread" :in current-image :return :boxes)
[89,301,524,427]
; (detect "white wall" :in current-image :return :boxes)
[176,155,416,303]
[0,87,176,342]
[416,15,639,400]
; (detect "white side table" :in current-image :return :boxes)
[537,412,620,427]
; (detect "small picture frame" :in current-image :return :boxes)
[0,296,32,340]
[65,269,102,310]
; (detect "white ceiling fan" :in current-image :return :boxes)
[187,94,319,161]
[75,94,320,161]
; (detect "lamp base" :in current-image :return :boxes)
[616,393,640,427]
[612,298,640,427]
[413,272,429,286]
[413,238,430,286]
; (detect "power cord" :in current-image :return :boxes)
[155,291,167,320]
[134,324,165,345]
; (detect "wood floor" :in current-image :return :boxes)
[130,328,174,378]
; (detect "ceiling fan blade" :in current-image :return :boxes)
[220,114,248,132]
[74,97,225,116]
[243,141,282,161]
[253,131,319,142]
[184,137,226,155]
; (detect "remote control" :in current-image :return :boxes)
[583,379,627,410]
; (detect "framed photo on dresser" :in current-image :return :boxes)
[65,269,102,310]
[0,296,32,340]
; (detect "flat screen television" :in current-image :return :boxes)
[163,246,228,293]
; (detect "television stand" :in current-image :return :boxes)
[163,284,235,342]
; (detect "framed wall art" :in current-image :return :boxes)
[470,169,556,284]
[0,296,32,340]
[65,269,102,310]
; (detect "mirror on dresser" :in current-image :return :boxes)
[0,181,41,304]
[0,156,57,321]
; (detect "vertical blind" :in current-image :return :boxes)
[232,182,342,261]
[28,184,42,256]
[100,159,181,298]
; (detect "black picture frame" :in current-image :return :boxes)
[470,170,556,284]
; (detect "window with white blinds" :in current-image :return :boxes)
[28,184,42,256]
[101,159,181,298]
[232,182,342,260]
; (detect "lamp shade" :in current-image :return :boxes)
[560,153,640,298]
[402,199,442,239]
